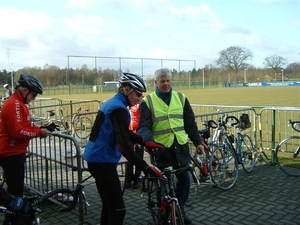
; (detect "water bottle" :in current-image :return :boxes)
[196,156,203,166]
[198,153,209,176]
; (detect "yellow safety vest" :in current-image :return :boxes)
[144,92,187,147]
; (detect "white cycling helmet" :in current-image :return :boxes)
[119,73,147,93]
[3,84,9,88]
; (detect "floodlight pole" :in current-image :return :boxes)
[202,68,204,88]
[10,63,14,90]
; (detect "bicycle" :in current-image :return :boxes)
[0,175,93,225]
[188,117,232,205]
[190,116,235,190]
[72,107,92,140]
[229,114,257,173]
[275,119,300,176]
[31,108,72,136]
[141,164,198,225]
[187,128,210,206]
[208,114,240,190]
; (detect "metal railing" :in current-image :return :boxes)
[22,103,300,222]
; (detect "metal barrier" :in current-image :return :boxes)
[190,104,300,165]
[29,100,101,147]
[26,132,88,223]
[257,106,300,164]
[30,99,101,123]
[191,105,257,147]
[26,133,84,193]
[25,120,127,223]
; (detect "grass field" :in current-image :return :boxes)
[39,85,299,166]
[42,86,300,107]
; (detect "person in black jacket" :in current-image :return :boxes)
[137,68,204,225]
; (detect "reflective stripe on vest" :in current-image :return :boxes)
[145,92,187,147]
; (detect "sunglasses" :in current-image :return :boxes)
[31,92,38,98]
[135,90,142,98]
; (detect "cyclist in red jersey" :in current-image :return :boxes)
[0,74,52,225]
[125,99,145,189]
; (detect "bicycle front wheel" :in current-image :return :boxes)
[241,134,256,173]
[170,201,184,225]
[276,136,300,176]
[209,145,239,190]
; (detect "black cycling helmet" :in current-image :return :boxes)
[18,73,43,95]
[119,73,147,93]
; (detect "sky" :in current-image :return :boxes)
[0,0,299,75]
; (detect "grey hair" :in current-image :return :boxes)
[154,68,172,81]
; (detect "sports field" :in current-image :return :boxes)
[43,86,300,107]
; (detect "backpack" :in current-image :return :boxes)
[239,113,251,129]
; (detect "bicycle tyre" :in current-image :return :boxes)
[74,116,92,139]
[147,180,161,225]
[240,134,256,173]
[0,166,5,188]
[185,162,198,207]
[36,188,86,223]
[170,201,184,225]
[209,145,238,190]
[275,136,300,176]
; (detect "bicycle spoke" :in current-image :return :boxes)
[209,146,238,190]
[74,116,92,140]
[241,134,256,173]
[276,136,300,176]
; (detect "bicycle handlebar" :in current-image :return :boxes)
[225,115,239,126]
[141,164,199,192]
[203,120,217,129]
[203,115,239,130]
[289,120,300,132]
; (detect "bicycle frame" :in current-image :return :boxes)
[141,165,196,225]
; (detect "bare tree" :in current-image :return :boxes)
[263,54,287,73]
[216,46,253,74]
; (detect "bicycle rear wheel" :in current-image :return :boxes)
[276,136,300,176]
[241,134,256,173]
[74,116,92,139]
[209,145,238,190]
[185,162,199,207]
[36,188,88,224]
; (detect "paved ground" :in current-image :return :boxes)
[1,159,299,225]
[32,160,300,225]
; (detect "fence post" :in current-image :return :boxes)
[271,109,276,165]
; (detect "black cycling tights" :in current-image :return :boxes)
[88,162,126,225]
[0,153,26,225]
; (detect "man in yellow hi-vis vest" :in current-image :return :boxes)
[138,68,204,225]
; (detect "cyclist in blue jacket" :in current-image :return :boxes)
[83,73,164,225]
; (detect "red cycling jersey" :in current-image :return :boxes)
[0,92,42,157]
[128,103,140,132]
